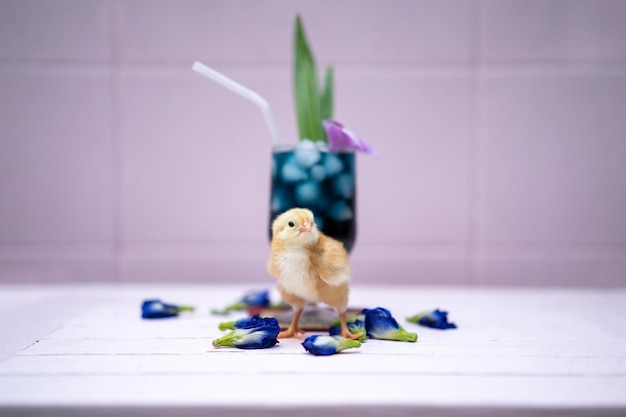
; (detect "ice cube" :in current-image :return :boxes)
[333,173,355,199]
[294,139,321,168]
[310,165,327,182]
[295,181,321,206]
[329,200,353,222]
[324,153,344,177]
[271,195,282,213]
[280,157,308,183]
[315,141,329,152]
[271,187,295,214]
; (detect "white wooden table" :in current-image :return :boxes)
[1,284,625,417]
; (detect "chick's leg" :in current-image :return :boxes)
[278,307,305,339]
[338,311,363,340]
[276,288,306,339]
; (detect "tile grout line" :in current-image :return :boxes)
[3,62,626,77]
[2,371,626,378]
[1,242,625,251]
[467,0,483,285]
[108,0,124,283]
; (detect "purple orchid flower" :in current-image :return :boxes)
[323,120,378,156]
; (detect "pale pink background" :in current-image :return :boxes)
[1,0,625,286]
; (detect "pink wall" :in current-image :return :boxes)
[1,0,626,286]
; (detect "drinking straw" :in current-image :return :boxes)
[192,61,281,146]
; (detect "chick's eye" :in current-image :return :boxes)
[288,221,295,228]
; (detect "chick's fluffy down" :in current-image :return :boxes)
[267,208,351,312]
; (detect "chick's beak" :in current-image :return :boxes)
[299,220,311,234]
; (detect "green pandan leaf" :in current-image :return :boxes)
[320,66,334,122]
[294,15,325,143]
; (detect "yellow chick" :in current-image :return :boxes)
[267,207,362,340]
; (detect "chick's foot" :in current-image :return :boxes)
[340,329,364,340]
[277,328,306,339]
[277,307,305,339]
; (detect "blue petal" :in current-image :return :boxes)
[364,307,418,342]
[361,307,393,319]
[419,309,457,329]
[234,329,279,349]
[230,318,281,349]
[236,315,281,332]
[213,316,281,350]
[141,299,179,319]
[302,335,339,356]
[302,335,361,355]
[365,314,401,338]
[233,314,263,329]
[241,290,270,307]
[328,325,341,336]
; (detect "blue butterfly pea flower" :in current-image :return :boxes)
[241,290,271,306]
[218,314,268,331]
[141,299,194,319]
[211,289,271,315]
[361,307,392,318]
[212,316,280,349]
[363,307,418,342]
[407,309,457,330]
[302,335,361,356]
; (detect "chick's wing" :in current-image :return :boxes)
[314,234,350,286]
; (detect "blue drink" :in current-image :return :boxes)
[269,144,356,253]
